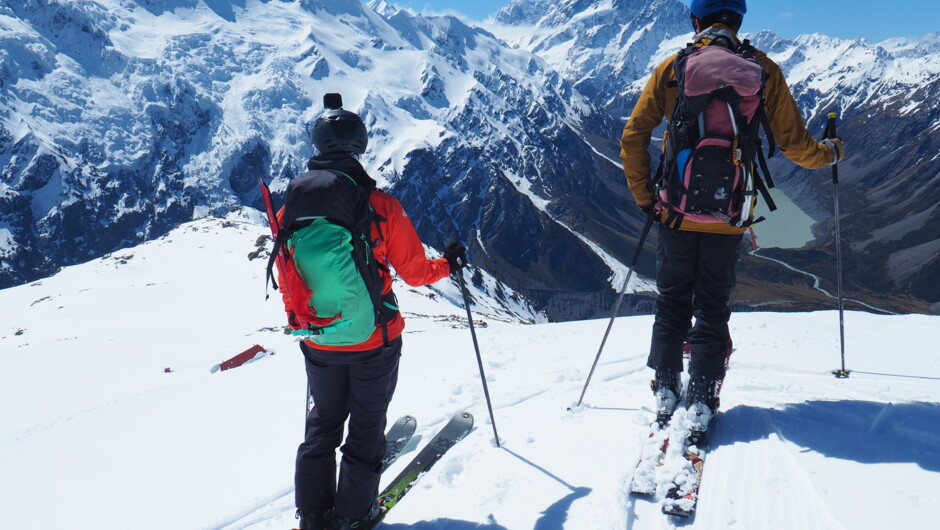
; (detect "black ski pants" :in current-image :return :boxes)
[648,226,742,379]
[295,337,401,522]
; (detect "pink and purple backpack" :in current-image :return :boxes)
[655,30,778,229]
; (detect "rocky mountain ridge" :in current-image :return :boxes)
[492,0,939,312]
[1,0,936,316]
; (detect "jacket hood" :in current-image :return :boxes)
[694,24,740,47]
[306,153,377,191]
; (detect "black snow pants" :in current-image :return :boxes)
[294,337,402,522]
[648,226,742,379]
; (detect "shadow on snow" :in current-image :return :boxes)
[381,520,508,529]
[715,400,940,471]
[382,446,592,529]
[502,447,592,530]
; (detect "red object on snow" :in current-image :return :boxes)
[216,344,268,372]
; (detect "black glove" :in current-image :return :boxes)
[639,201,661,223]
[443,241,467,273]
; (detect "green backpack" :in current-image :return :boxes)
[265,169,395,347]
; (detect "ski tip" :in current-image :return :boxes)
[662,489,696,518]
[662,507,694,518]
[455,411,474,435]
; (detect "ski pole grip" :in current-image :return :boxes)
[826,112,839,184]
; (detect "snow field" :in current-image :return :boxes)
[1,215,939,529]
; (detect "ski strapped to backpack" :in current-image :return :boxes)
[655,27,778,230]
[261,169,398,347]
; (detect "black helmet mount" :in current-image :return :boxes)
[312,93,368,155]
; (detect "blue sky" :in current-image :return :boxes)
[389,0,939,43]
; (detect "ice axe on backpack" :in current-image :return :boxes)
[823,113,850,379]
[570,210,656,410]
[258,176,315,417]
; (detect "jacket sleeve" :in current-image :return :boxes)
[380,194,451,287]
[760,57,835,169]
[620,57,673,207]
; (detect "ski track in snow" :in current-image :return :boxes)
[1,215,939,529]
[207,487,295,530]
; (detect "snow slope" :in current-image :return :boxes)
[1,214,939,529]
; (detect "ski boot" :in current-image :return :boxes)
[295,508,328,530]
[685,374,722,446]
[651,370,682,427]
[327,501,381,530]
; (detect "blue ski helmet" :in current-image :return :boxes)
[690,0,747,18]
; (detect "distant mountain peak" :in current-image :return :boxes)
[1,0,935,313]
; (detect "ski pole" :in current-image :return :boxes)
[306,382,313,417]
[456,266,501,447]
[824,113,849,379]
[571,211,656,409]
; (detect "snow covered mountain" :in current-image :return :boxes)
[492,0,940,313]
[0,0,652,321]
[745,31,940,311]
[1,0,936,317]
[493,0,691,118]
[2,211,938,528]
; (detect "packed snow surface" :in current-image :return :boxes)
[1,214,938,529]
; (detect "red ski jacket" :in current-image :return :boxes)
[278,189,451,352]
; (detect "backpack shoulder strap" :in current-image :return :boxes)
[736,38,758,58]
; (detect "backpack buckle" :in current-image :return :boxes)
[732,137,744,167]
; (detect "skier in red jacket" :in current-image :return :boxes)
[284,97,466,530]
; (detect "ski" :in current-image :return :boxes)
[661,432,709,518]
[365,411,474,528]
[630,375,684,496]
[381,415,417,472]
[629,420,671,495]
[637,344,731,513]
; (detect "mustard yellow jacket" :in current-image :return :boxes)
[619,27,836,234]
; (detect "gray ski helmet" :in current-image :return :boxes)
[311,95,367,155]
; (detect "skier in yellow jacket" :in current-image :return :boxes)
[620,0,845,434]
